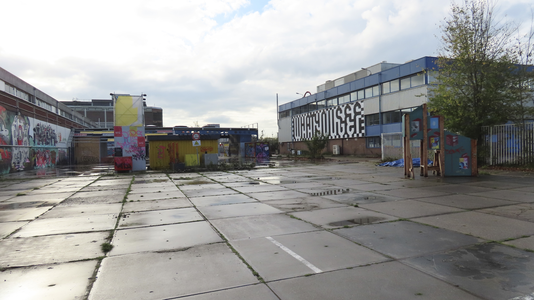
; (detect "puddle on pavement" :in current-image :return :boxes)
[329,216,385,226]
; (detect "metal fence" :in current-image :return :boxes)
[481,123,534,166]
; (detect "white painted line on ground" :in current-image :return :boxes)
[266,236,322,274]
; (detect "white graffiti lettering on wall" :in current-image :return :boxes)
[292,101,365,141]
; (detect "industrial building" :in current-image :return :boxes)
[61,99,163,128]
[277,56,438,156]
[0,66,96,175]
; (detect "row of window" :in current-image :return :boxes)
[4,83,30,102]
[364,107,417,126]
[2,81,91,127]
[281,73,428,118]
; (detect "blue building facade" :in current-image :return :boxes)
[277,56,439,155]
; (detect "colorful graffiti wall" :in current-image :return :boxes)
[0,105,71,175]
[245,142,270,159]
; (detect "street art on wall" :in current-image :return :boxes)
[114,126,146,171]
[292,101,364,141]
[113,94,146,171]
[0,105,71,175]
[244,142,270,159]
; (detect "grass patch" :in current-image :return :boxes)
[101,242,114,253]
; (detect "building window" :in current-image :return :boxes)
[365,87,373,98]
[411,74,425,86]
[317,100,326,110]
[372,85,379,96]
[390,79,400,92]
[382,111,402,124]
[338,94,350,105]
[357,90,365,100]
[382,82,390,94]
[365,113,380,126]
[326,98,337,108]
[401,77,411,90]
[366,137,381,148]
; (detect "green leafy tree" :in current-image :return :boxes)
[429,0,519,143]
[303,131,328,159]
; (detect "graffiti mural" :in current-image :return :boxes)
[292,101,365,141]
[12,147,30,171]
[0,105,71,175]
[12,115,30,146]
[255,143,269,159]
[114,126,146,171]
[33,123,57,146]
[0,106,9,145]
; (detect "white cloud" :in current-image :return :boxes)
[1,0,532,137]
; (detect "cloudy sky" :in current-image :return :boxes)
[1,0,532,137]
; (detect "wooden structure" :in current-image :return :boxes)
[404,104,477,178]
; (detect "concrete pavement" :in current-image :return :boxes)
[1,160,534,299]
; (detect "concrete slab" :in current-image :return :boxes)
[197,203,282,219]
[174,179,216,186]
[417,184,494,195]
[375,187,453,199]
[123,198,193,213]
[110,221,223,256]
[248,190,309,201]
[0,207,52,222]
[210,214,318,241]
[415,194,518,209]
[79,185,129,192]
[13,214,117,237]
[512,186,534,193]
[26,186,83,195]
[60,191,125,205]
[465,180,526,190]
[0,221,28,238]
[119,207,203,228]
[207,175,251,183]
[129,186,179,194]
[0,232,108,268]
[262,197,346,212]
[89,243,258,300]
[6,192,75,204]
[468,189,534,203]
[231,231,388,281]
[308,178,368,187]
[223,181,270,187]
[267,261,481,300]
[403,243,534,300]
[477,203,534,223]
[323,191,403,205]
[335,221,480,259]
[127,190,186,201]
[189,194,257,207]
[291,207,397,229]
[360,200,464,218]
[232,185,288,193]
[0,260,98,300]
[181,188,237,198]
[414,211,534,241]
[179,183,225,190]
[349,183,396,192]
[505,236,534,251]
[41,204,123,219]
[179,284,279,300]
